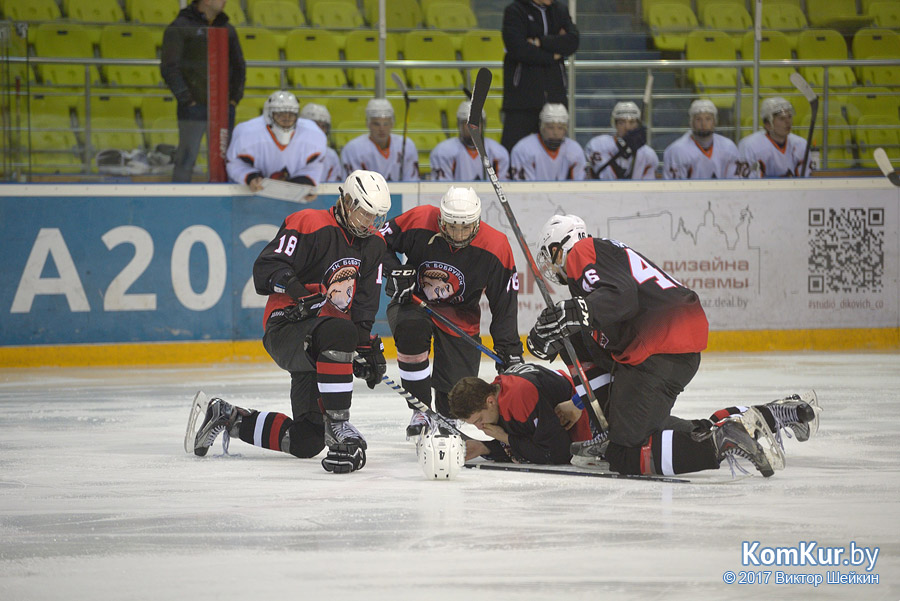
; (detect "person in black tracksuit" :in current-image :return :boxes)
[501,0,579,152]
[161,0,245,182]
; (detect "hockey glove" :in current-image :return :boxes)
[495,352,524,374]
[353,335,387,389]
[533,298,592,343]
[622,125,647,154]
[384,267,417,304]
[526,328,563,361]
[283,293,326,322]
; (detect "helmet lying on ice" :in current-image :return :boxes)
[417,428,466,480]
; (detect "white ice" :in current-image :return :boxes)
[1,352,898,601]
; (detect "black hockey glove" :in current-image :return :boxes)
[533,298,592,343]
[622,125,647,154]
[384,267,417,304]
[495,352,524,374]
[283,293,326,322]
[353,335,387,389]
[526,327,563,361]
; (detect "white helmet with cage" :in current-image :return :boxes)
[264,90,300,146]
[539,103,569,125]
[300,102,331,128]
[536,214,588,285]
[611,101,641,127]
[337,170,391,238]
[365,98,394,122]
[417,428,465,480]
[439,186,482,248]
[760,96,794,124]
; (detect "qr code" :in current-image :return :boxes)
[808,208,884,293]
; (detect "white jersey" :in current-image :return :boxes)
[321,147,344,183]
[584,134,658,180]
[226,116,327,186]
[429,136,510,181]
[663,132,741,179]
[340,133,419,182]
[509,134,586,181]
[738,130,811,178]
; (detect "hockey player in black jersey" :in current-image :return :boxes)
[526,214,820,478]
[190,170,391,473]
[381,186,524,436]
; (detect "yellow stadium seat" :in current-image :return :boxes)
[740,30,796,89]
[699,2,750,53]
[30,150,86,174]
[685,30,739,109]
[309,1,364,28]
[800,111,856,169]
[868,1,900,29]
[852,27,900,60]
[2,0,60,21]
[344,30,403,89]
[403,30,462,90]
[100,24,157,59]
[364,0,423,28]
[854,114,900,166]
[388,96,445,127]
[795,29,858,89]
[284,30,347,89]
[90,95,138,122]
[68,0,124,23]
[223,2,247,25]
[695,0,744,19]
[806,0,875,30]
[648,3,698,52]
[144,116,178,148]
[30,113,80,151]
[130,0,180,25]
[424,2,478,29]
[234,96,267,124]
[844,86,900,124]
[406,122,447,158]
[90,115,145,153]
[250,0,305,27]
[140,95,178,124]
[33,23,102,86]
[761,2,808,51]
[858,55,900,86]
[641,0,691,22]
[333,120,367,150]
[327,97,369,126]
[420,0,471,11]
[460,29,504,92]
[237,27,284,90]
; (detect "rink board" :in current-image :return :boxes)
[1,180,897,366]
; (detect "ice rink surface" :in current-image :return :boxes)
[1,352,898,601]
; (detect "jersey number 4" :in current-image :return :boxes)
[625,248,677,289]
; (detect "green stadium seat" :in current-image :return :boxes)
[854,114,900,167]
[796,29,858,89]
[250,0,305,27]
[800,111,856,169]
[403,30,462,90]
[130,0,179,25]
[761,2,808,51]
[388,96,445,127]
[844,86,900,124]
[641,0,691,22]
[284,30,347,90]
[333,119,367,150]
[33,23,102,86]
[344,30,403,90]
[699,2,750,53]
[740,30,797,89]
[223,2,247,25]
[140,95,178,124]
[2,0,61,21]
[237,27,284,90]
[648,3,698,53]
[868,1,900,29]
[852,29,900,85]
[327,97,369,126]
[459,29,504,93]
[67,0,125,23]
[309,1,364,28]
[424,2,478,29]
[806,0,875,30]
[685,29,739,109]
[364,0,423,28]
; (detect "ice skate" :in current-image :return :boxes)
[712,407,784,477]
[764,390,821,444]
[569,430,609,460]
[184,391,211,454]
[406,410,432,439]
[193,397,236,457]
[322,410,367,473]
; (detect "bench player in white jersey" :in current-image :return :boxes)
[340,98,419,182]
[430,99,510,181]
[226,90,327,197]
[738,96,811,178]
[663,99,741,179]
[584,101,658,180]
[509,103,585,181]
[300,102,344,183]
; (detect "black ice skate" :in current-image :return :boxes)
[712,407,784,478]
[322,410,367,474]
[569,430,609,459]
[765,390,821,444]
[193,398,237,457]
[406,410,432,439]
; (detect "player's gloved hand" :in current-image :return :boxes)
[353,335,387,389]
[526,328,562,361]
[321,445,366,473]
[495,352,524,374]
[384,268,417,304]
[283,293,326,322]
[622,125,647,154]
[533,298,592,343]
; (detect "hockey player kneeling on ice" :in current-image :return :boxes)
[509,103,586,181]
[416,426,466,479]
[381,186,523,438]
[737,96,811,178]
[448,363,592,464]
[225,90,327,197]
[190,170,390,474]
[527,214,821,478]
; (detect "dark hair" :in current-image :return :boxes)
[448,377,499,418]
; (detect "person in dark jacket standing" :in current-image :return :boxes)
[500,0,579,152]
[161,0,246,182]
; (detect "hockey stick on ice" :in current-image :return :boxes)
[874,147,900,187]
[467,67,609,433]
[464,462,690,483]
[381,375,471,440]
[789,71,818,177]
[410,293,503,365]
[391,72,410,182]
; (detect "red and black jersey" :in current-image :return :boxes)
[253,207,386,343]
[564,237,708,366]
[381,204,522,357]
[484,363,591,464]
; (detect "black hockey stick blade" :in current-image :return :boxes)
[874,148,900,186]
[467,68,492,130]
[464,462,691,483]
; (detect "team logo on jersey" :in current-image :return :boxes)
[419,261,465,303]
[323,258,361,313]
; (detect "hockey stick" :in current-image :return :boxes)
[642,70,654,148]
[391,72,410,182]
[409,293,503,365]
[873,147,900,187]
[464,462,690,483]
[789,71,818,177]
[381,375,471,440]
[467,67,609,433]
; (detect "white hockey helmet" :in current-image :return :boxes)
[417,428,466,480]
[300,102,331,130]
[264,90,300,145]
[760,96,794,124]
[539,103,569,125]
[365,98,394,121]
[457,99,486,123]
[337,170,391,237]
[688,99,717,122]
[537,214,588,285]
[439,186,482,248]
[611,101,641,127]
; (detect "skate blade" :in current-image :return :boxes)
[183,390,210,454]
[570,455,610,470]
[798,389,821,439]
[743,407,786,471]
